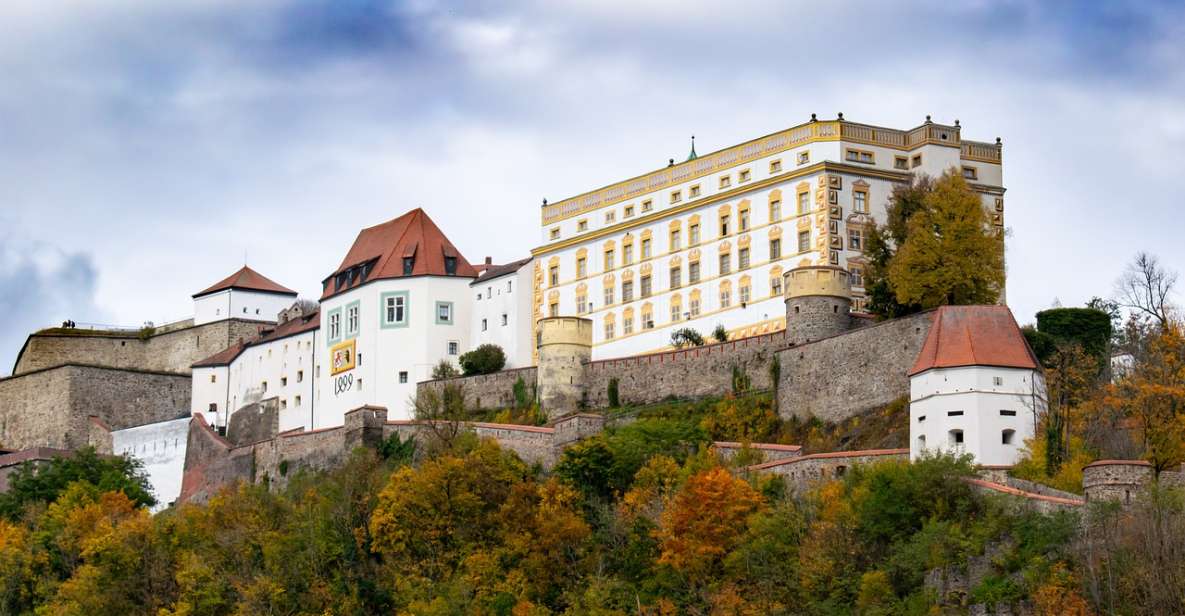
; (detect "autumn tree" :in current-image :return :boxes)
[887,171,1005,309]
[863,175,931,318]
[1115,252,1178,328]
[0,447,154,520]
[1107,323,1185,473]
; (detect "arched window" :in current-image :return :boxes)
[603,313,616,340]
[917,434,927,450]
[948,429,964,448]
[1002,429,1016,445]
[669,294,683,323]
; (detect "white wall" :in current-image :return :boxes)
[318,275,474,426]
[470,265,535,368]
[111,417,190,511]
[191,365,228,424]
[194,289,293,325]
[909,366,1046,466]
[225,329,319,432]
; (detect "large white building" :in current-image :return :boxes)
[908,306,1045,466]
[530,116,1005,360]
[469,257,534,368]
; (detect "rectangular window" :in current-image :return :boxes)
[962,166,978,180]
[797,192,809,215]
[605,211,616,224]
[399,371,408,384]
[623,244,634,264]
[641,238,651,259]
[848,227,864,251]
[670,229,681,251]
[739,247,750,269]
[501,314,507,326]
[576,294,588,314]
[577,257,587,278]
[689,184,701,198]
[670,190,682,204]
[845,148,874,164]
[294,395,301,407]
[719,175,731,189]
[382,292,408,328]
[948,411,964,417]
[641,275,652,297]
[797,150,810,165]
[894,156,908,170]
[604,320,615,339]
[690,297,701,317]
[911,154,922,168]
[210,374,216,383]
[739,210,750,231]
[854,190,868,214]
[448,341,459,355]
[281,377,288,387]
[549,265,559,286]
[770,159,782,173]
[507,280,512,292]
[850,266,864,287]
[993,376,1004,386]
[623,316,633,335]
[798,230,811,253]
[605,249,615,270]
[297,370,303,383]
[328,311,341,341]
[770,199,781,221]
[670,266,681,289]
[720,215,730,236]
[771,275,783,296]
[719,253,731,275]
[435,301,453,324]
[740,285,751,303]
[739,169,751,183]
[622,281,634,303]
[577,219,588,232]
[671,303,681,321]
[1000,410,1017,416]
[481,318,488,331]
[689,262,701,283]
[604,286,614,305]
[549,302,559,317]
[641,199,653,212]
[549,228,560,240]
[720,287,731,308]
[770,238,781,260]
[624,205,635,217]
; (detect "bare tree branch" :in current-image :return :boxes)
[1115,252,1178,327]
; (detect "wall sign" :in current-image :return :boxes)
[330,339,356,376]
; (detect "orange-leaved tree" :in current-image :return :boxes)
[1107,323,1185,473]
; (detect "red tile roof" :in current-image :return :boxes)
[473,257,533,284]
[322,208,478,300]
[192,311,319,368]
[194,265,297,298]
[908,305,1040,376]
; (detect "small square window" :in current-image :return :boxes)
[689,185,701,198]
[436,302,453,324]
[993,376,1003,386]
[448,341,459,355]
[641,199,653,212]
[769,159,782,173]
[797,151,810,165]
[911,154,922,168]
[549,227,560,240]
[719,175,731,189]
[670,190,682,204]
[605,211,616,224]
[399,371,408,384]
[624,205,635,218]
[738,169,751,183]
[894,156,908,170]
[577,219,588,232]
[962,166,978,181]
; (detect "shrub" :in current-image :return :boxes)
[608,378,621,408]
[730,365,751,394]
[458,344,506,375]
[431,360,460,380]
[1035,307,1112,364]
[670,328,705,349]
[278,459,289,477]
[513,377,530,409]
[712,324,729,343]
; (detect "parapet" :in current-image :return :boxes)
[537,316,593,348]
[784,265,852,300]
[1082,459,1154,504]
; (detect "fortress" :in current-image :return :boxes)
[0,115,1170,510]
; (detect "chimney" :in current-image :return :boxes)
[485,256,493,265]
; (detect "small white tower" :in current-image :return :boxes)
[908,306,1045,466]
[193,266,298,325]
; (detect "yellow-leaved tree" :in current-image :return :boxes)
[888,171,1005,308]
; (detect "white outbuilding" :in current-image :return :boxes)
[909,305,1046,467]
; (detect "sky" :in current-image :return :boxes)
[1,0,1183,374]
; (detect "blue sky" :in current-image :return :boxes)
[2,0,1183,373]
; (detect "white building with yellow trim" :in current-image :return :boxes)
[531,115,1005,359]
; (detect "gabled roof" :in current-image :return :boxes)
[194,266,297,298]
[473,257,533,284]
[192,311,319,368]
[908,305,1040,376]
[321,208,478,300]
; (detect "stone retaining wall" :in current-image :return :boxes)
[417,367,538,411]
[745,449,910,493]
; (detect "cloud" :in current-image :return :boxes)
[0,235,109,376]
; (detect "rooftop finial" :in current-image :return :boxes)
[837,112,844,121]
[954,119,960,127]
[668,158,675,167]
[996,137,1002,146]
[810,113,817,122]
[542,198,548,207]
[686,135,698,161]
[925,115,932,124]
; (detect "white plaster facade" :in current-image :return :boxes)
[909,366,1045,466]
[193,288,293,326]
[470,263,535,368]
[533,118,1005,359]
[317,275,474,425]
[111,417,190,511]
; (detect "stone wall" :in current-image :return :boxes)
[12,319,266,376]
[776,310,933,421]
[745,449,909,493]
[227,397,281,446]
[714,441,802,464]
[0,364,191,450]
[1083,460,1155,504]
[417,366,538,411]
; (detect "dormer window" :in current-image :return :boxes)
[444,256,457,275]
[403,257,415,275]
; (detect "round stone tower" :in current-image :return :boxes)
[784,265,852,345]
[1082,460,1154,505]
[537,316,593,419]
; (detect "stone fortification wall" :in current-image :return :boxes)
[0,365,190,450]
[417,367,538,411]
[965,478,1083,514]
[1082,460,1155,504]
[12,319,266,376]
[776,310,933,421]
[585,330,790,408]
[227,397,281,446]
[745,449,909,493]
[714,441,802,464]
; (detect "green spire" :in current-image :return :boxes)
[686,135,697,161]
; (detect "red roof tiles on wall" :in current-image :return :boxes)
[908,305,1040,376]
[321,208,478,300]
[194,266,297,298]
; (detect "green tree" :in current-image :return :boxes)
[431,360,459,380]
[887,172,1005,309]
[0,447,155,519]
[863,176,931,318]
[670,328,705,349]
[458,344,506,375]
[712,324,729,343]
